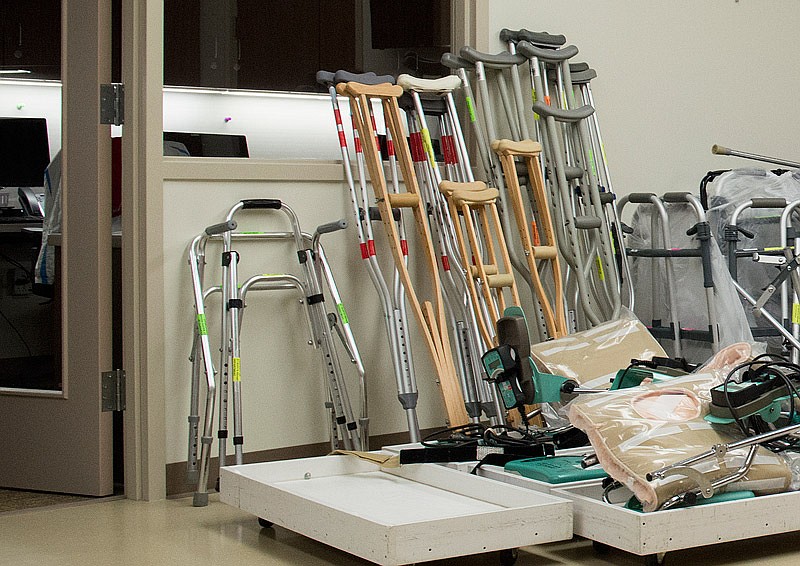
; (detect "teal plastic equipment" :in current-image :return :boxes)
[504,456,607,484]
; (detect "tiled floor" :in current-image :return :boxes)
[3,494,800,565]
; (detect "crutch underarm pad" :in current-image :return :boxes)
[315,70,336,86]
[333,70,394,86]
[459,46,526,68]
[517,41,579,62]
[532,101,594,122]
[571,68,598,84]
[500,28,566,47]
[397,74,461,94]
[491,138,543,157]
[242,199,281,209]
[570,62,590,73]
[440,52,474,70]
[341,81,402,97]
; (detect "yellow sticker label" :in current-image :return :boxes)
[596,256,605,281]
[793,303,800,325]
[196,314,208,336]
[232,357,241,382]
[421,128,436,163]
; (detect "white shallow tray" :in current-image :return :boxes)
[554,483,800,557]
[220,454,572,565]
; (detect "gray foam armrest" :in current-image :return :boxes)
[316,70,336,86]
[517,41,579,62]
[532,101,594,122]
[571,69,598,84]
[499,28,567,47]
[333,70,394,85]
[459,46,526,68]
[441,52,474,70]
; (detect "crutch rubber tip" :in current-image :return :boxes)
[192,492,209,507]
[711,144,730,155]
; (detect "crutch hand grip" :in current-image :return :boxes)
[204,220,237,236]
[315,219,348,235]
[241,199,282,210]
[316,70,336,86]
[711,144,731,156]
[499,28,566,47]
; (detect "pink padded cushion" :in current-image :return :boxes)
[631,390,702,422]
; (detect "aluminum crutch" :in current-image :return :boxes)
[319,70,422,440]
[339,79,470,427]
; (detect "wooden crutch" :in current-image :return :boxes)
[492,139,568,339]
[338,81,470,427]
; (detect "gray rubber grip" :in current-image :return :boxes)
[574,215,602,229]
[532,101,594,122]
[517,41,579,62]
[459,46,526,68]
[570,62,590,73]
[661,192,692,204]
[316,70,335,86]
[242,199,282,210]
[205,220,237,236]
[440,52,474,70]
[333,70,395,85]
[316,219,347,234]
[627,192,657,204]
[571,69,597,84]
[564,166,584,181]
[499,28,566,47]
[749,198,787,209]
[599,192,616,205]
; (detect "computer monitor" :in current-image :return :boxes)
[0,118,51,188]
[163,131,249,158]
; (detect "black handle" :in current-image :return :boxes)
[750,198,787,209]
[661,192,692,204]
[204,220,237,236]
[242,199,282,210]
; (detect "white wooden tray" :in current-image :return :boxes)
[554,483,800,559]
[220,454,572,565]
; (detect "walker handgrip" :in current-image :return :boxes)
[627,192,657,204]
[459,46,526,68]
[205,220,237,236]
[316,70,336,86]
[440,53,474,70]
[242,199,282,210]
[711,144,731,156]
[316,219,347,234]
[750,198,787,209]
[499,28,566,47]
[661,192,692,204]
[334,70,395,86]
[517,41,579,62]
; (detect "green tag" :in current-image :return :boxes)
[196,314,208,336]
[421,128,436,163]
[596,256,605,281]
[466,97,476,122]
[337,303,349,325]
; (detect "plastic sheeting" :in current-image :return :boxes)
[627,199,753,363]
[569,343,791,512]
[705,168,800,348]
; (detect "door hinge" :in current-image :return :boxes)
[100,83,125,126]
[102,369,126,412]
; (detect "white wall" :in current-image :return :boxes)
[485,0,800,197]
